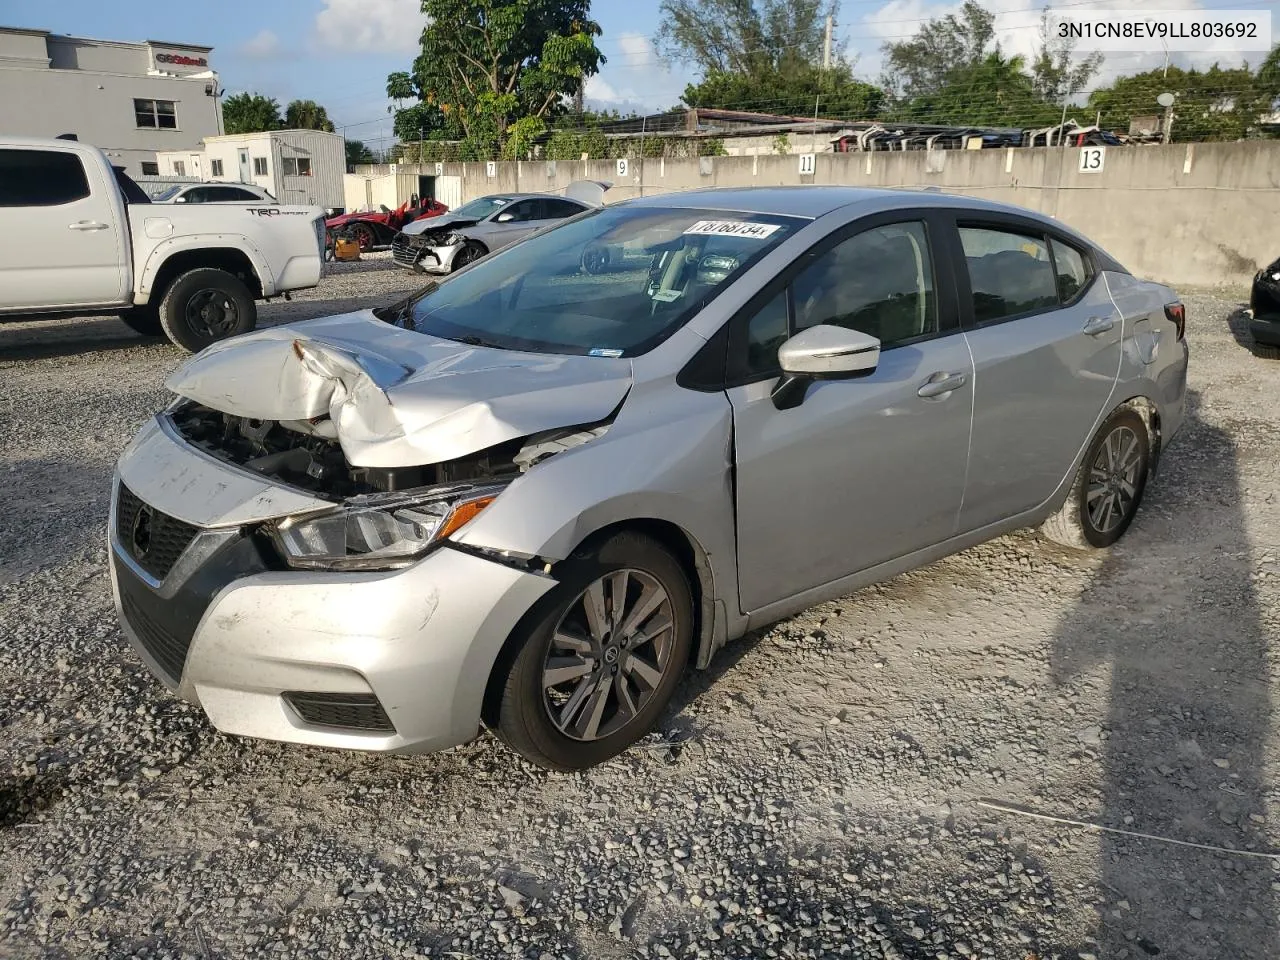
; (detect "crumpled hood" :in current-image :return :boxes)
[401,214,480,237]
[164,311,632,468]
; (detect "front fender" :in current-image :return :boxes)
[135,234,276,303]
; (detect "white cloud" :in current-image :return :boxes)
[313,0,426,54]
[586,33,691,113]
[240,29,279,59]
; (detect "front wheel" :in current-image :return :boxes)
[491,532,694,770]
[159,268,256,353]
[451,242,486,272]
[1041,408,1151,549]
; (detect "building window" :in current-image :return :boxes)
[134,99,177,129]
[281,157,313,177]
[209,158,223,177]
[172,161,186,176]
[140,161,159,176]
[253,157,268,176]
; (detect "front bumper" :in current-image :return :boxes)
[108,427,556,754]
[391,234,460,273]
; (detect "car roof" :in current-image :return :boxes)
[619,185,1061,224]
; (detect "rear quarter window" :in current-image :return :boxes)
[0,149,91,206]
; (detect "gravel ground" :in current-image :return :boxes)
[2,255,1278,960]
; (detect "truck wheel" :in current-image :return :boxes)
[159,268,256,353]
[119,306,163,338]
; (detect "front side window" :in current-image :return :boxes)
[497,199,540,222]
[960,226,1059,324]
[253,157,268,176]
[0,149,90,207]
[210,158,224,177]
[407,206,801,356]
[742,220,937,376]
[1050,237,1092,302]
[134,99,177,129]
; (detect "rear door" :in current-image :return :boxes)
[951,215,1122,531]
[0,146,129,310]
[728,211,974,612]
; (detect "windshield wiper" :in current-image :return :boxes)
[452,334,509,350]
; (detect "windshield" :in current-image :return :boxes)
[151,185,183,201]
[407,205,803,356]
[453,196,511,220]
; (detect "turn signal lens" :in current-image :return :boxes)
[438,496,497,540]
[1164,302,1186,340]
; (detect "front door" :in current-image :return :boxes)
[238,148,251,182]
[728,216,973,612]
[485,198,542,250]
[952,220,1123,531]
[0,146,127,310]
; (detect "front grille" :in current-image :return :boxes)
[120,590,192,685]
[391,235,430,269]
[283,692,396,733]
[115,484,199,581]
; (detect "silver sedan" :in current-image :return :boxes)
[109,187,1189,770]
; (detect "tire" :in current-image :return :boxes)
[349,222,377,251]
[158,268,256,354]
[582,244,611,275]
[1253,342,1280,360]
[491,532,694,771]
[451,242,486,272]
[119,306,163,338]
[1041,408,1151,550]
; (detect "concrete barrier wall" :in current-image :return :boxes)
[382,142,1280,288]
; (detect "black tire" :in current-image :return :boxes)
[491,532,694,771]
[1041,407,1151,550]
[451,242,486,272]
[1252,342,1280,360]
[158,268,256,353]
[582,244,611,275]
[119,305,163,338]
[349,222,377,251]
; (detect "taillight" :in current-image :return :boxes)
[1165,302,1186,341]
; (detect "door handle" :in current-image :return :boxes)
[68,220,109,231]
[1083,315,1116,336]
[917,372,967,399]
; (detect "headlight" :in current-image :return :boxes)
[271,483,506,571]
[435,233,461,246]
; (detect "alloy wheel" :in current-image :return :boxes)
[1085,424,1143,535]
[541,569,676,742]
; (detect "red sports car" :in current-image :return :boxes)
[326,197,449,251]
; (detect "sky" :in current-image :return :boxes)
[3,0,1275,151]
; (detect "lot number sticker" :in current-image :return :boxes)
[1078,146,1105,174]
[684,220,781,239]
[798,153,816,175]
[616,158,629,177]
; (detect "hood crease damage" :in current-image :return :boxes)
[164,311,631,491]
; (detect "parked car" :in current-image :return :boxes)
[151,181,277,204]
[391,181,610,273]
[327,197,449,251]
[1248,254,1280,357]
[110,187,1188,770]
[0,137,327,352]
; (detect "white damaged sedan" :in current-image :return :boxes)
[110,187,1188,769]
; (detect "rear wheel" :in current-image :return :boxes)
[159,268,256,353]
[492,532,694,770]
[349,222,377,251]
[1041,408,1151,549]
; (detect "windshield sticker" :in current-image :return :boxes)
[683,220,781,239]
[588,347,624,358]
[651,289,683,303]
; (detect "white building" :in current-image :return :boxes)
[0,25,222,176]
[159,129,345,208]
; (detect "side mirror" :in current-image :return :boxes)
[495,211,515,223]
[772,324,880,410]
[174,195,187,203]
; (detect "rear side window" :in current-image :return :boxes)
[542,198,585,219]
[0,149,91,207]
[1050,238,1092,302]
[960,227,1058,324]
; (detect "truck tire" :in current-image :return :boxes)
[158,268,256,353]
[119,306,163,338]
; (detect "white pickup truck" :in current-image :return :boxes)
[0,137,327,352]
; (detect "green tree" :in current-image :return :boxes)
[879,0,995,100]
[889,51,1060,127]
[345,139,374,166]
[657,0,835,77]
[285,99,335,131]
[1088,63,1269,141]
[683,64,882,119]
[221,93,282,134]
[395,0,605,158]
[1030,10,1102,104]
